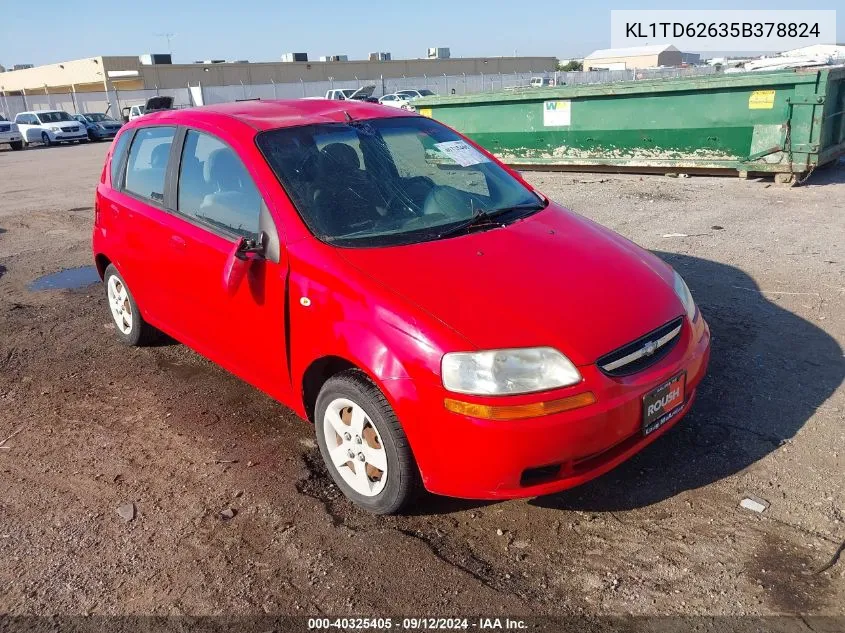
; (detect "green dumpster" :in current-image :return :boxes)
[415,66,845,182]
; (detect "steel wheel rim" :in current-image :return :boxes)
[322,397,388,496]
[107,275,133,335]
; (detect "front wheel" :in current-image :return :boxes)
[103,264,158,346]
[10,141,23,151]
[314,370,421,514]
[41,132,52,147]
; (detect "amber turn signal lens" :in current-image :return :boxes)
[444,392,597,420]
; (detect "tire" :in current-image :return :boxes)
[10,141,23,151]
[41,132,52,147]
[314,370,421,514]
[78,138,89,144]
[103,264,157,346]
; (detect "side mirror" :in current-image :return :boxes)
[222,204,282,294]
[222,233,268,294]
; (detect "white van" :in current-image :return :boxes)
[14,110,88,146]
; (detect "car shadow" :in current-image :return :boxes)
[0,264,6,281]
[529,251,844,512]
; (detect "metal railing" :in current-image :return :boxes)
[0,66,722,119]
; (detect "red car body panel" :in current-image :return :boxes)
[93,100,711,501]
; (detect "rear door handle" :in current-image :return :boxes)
[170,235,187,249]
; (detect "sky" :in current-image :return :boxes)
[1,0,843,67]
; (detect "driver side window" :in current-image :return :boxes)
[177,130,262,239]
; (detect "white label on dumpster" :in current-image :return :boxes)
[433,141,490,166]
[543,100,571,127]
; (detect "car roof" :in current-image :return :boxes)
[137,99,417,132]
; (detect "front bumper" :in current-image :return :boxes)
[0,133,22,144]
[392,316,711,499]
[90,128,119,139]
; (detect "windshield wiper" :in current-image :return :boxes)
[435,201,545,239]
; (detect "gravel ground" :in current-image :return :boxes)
[0,142,843,620]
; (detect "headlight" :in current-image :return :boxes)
[442,347,582,395]
[50,126,61,132]
[673,272,697,321]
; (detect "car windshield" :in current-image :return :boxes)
[256,116,544,248]
[418,89,435,96]
[37,112,73,123]
[85,113,113,122]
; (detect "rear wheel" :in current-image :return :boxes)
[10,141,23,151]
[41,132,52,147]
[314,370,420,514]
[103,264,157,346]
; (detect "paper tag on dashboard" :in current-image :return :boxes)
[434,141,490,167]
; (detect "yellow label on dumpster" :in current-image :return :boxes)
[418,108,432,118]
[749,90,775,109]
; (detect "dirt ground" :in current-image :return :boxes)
[0,142,843,621]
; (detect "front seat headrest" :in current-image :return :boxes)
[204,148,246,191]
[320,143,360,172]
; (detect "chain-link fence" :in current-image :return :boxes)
[0,66,721,119]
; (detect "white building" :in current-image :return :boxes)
[584,45,682,70]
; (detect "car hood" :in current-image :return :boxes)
[349,85,376,99]
[337,205,683,366]
[145,96,174,111]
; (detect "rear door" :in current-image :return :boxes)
[162,126,290,398]
[106,125,181,327]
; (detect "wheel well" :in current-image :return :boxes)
[94,254,111,280]
[302,356,357,422]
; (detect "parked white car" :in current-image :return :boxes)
[0,116,24,151]
[378,93,414,110]
[324,85,377,102]
[394,89,436,100]
[14,110,88,146]
[121,96,176,122]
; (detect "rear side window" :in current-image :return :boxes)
[177,130,262,238]
[124,126,175,204]
[109,131,133,188]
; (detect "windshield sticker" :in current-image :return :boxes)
[543,100,571,127]
[433,141,490,167]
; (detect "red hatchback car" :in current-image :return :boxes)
[93,100,710,514]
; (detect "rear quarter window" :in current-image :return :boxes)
[109,131,133,189]
[123,126,176,204]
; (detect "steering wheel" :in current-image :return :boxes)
[381,176,437,219]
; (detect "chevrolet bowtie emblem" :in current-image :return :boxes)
[642,340,658,356]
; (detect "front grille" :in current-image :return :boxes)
[597,316,684,377]
[0,125,9,132]
[61,126,79,133]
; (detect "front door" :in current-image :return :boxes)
[163,127,290,400]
